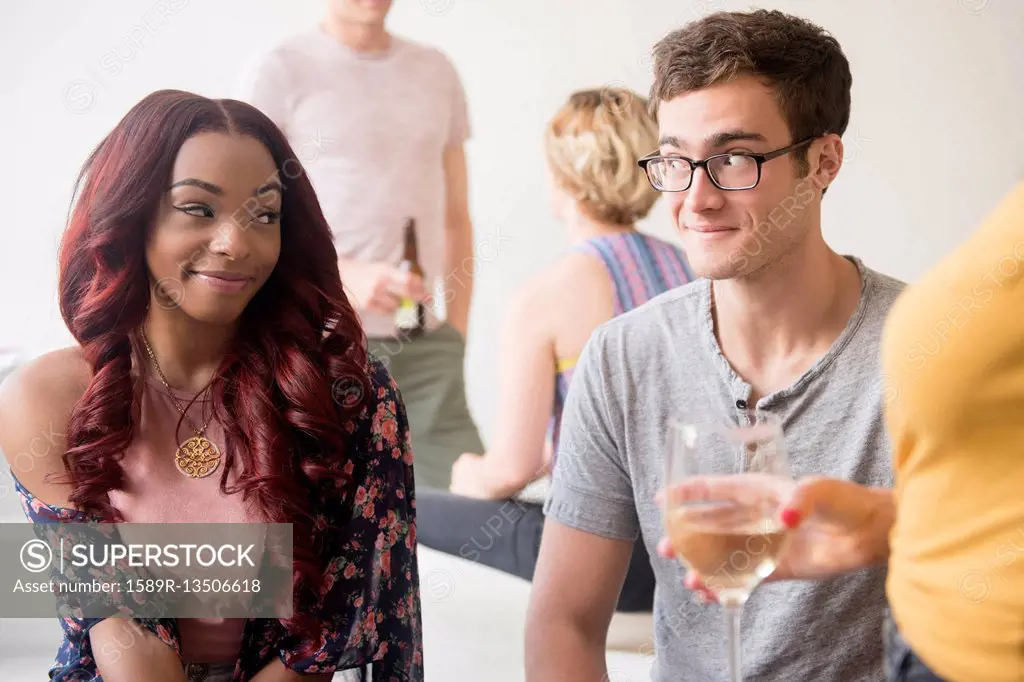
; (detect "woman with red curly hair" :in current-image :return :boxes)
[0,89,421,682]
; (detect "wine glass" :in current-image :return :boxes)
[662,409,795,682]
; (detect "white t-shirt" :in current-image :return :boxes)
[235,27,471,338]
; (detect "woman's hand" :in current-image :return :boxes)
[657,477,895,601]
[449,452,495,499]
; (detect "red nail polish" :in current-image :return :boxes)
[781,507,802,528]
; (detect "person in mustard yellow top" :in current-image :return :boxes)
[880,179,1024,682]
[667,180,1024,681]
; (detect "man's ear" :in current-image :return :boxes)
[814,134,844,194]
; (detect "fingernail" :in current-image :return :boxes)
[780,507,802,528]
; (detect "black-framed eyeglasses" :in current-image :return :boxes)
[637,137,815,192]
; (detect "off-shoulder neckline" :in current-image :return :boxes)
[10,469,94,521]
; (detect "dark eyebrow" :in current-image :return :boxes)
[707,130,768,148]
[255,181,283,198]
[169,178,223,195]
[658,135,684,149]
[169,178,283,199]
[658,130,769,153]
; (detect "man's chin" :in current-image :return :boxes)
[685,249,747,281]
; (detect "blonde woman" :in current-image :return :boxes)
[416,87,692,612]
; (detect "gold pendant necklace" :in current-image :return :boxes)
[140,331,222,479]
[173,434,222,479]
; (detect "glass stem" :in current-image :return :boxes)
[724,600,744,682]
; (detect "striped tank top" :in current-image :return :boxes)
[549,231,693,459]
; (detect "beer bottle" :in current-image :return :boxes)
[394,217,426,336]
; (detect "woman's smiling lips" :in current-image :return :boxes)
[189,270,254,293]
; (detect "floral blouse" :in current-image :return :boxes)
[14,356,423,681]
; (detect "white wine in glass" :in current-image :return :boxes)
[663,410,795,682]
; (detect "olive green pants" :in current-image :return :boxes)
[367,324,484,490]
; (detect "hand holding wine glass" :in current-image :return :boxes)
[661,410,795,682]
[659,476,896,602]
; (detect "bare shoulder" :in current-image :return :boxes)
[542,250,615,315]
[502,263,569,332]
[527,252,609,300]
[0,346,91,419]
[0,347,91,505]
[557,250,613,281]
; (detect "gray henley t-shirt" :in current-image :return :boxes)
[544,257,905,681]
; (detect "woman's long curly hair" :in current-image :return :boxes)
[56,89,371,647]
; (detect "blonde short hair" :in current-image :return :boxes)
[544,87,660,226]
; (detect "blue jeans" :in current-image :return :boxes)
[884,611,946,681]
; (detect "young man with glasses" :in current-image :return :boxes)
[236,0,483,490]
[526,10,903,681]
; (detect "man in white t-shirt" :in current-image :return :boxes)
[236,0,483,489]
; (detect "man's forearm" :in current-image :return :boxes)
[444,219,474,337]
